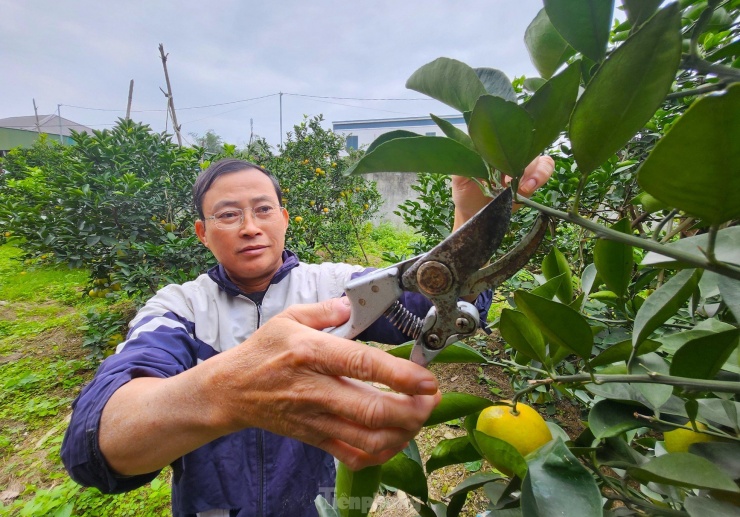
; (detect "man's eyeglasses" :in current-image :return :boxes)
[204,204,282,229]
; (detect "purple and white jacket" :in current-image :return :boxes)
[61,250,492,517]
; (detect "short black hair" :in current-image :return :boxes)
[192,158,283,220]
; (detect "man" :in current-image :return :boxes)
[62,156,554,516]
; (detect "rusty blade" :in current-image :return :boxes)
[402,188,513,294]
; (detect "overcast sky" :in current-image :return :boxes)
[2,1,597,149]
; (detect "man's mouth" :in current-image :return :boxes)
[238,245,268,255]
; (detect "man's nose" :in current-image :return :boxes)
[238,208,262,234]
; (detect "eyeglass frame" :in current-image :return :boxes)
[203,203,285,229]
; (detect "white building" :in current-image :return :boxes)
[332,115,465,227]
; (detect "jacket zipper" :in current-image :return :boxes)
[256,302,265,517]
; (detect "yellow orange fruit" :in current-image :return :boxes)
[664,422,716,453]
[477,401,553,459]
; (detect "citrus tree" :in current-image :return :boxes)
[319,1,740,516]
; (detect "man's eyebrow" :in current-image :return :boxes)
[211,195,276,212]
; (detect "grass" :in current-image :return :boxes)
[0,243,171,516]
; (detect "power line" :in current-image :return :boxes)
[283,92,430,101]
[60,93,279,113]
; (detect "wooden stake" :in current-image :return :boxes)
[158,44,182,146]
[32,99,41,133]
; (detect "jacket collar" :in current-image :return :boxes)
[207,249,300,297]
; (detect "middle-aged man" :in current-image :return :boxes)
[62,156,554,517]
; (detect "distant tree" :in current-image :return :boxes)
[189,129,223,154]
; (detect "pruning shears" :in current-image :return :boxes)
[329,188,549,367]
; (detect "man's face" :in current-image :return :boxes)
[195,168,289,293]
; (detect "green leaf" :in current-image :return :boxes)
[425,392,493,427]
[406,57,487,113]
[631,191,669,214]
[520,439,602,517]
[426,436,482,475]
[685,496,740,517]
[718,275,740,323]
[570,3,682,174]
[474,430,528,479]
[463,411,484,457]
[589,399,652,439]
[593,219,633,300]
[525,8,576,79]
[623,0,663,27]
[629,353,672,410]
[589,339,662,368]
[637,84,740,225]
[364,130,419,154]
[541,246,573,302]
[691,442,740,480]
[514,290,594,359]
[430,114,475,151]
[500,309,548,365]
[381,449,428,502]
[474,68,517,102]
[468,96,534,177]
[632,269,702,348]
[315,495,340,517]
[345,136,488,178]
[532,274,565,301]
[446,472,506,516]
[580,263,599,299]
[387,341,487,364]
[629,453,740,493]
[523,77,547,93]
[642,227,740,268]
[543,0,614,62]
[669,328,740,380]
[335,463,381,517]
[524,62,581,159]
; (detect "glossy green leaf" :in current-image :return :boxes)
[430,114,475,151]
[623,0,663,26]
[570,4,681,174]
[474,68,517,102]
[364,130,418,154]
[589,399,652,439]
[523,77,547,93]
[315,495,340,517]
[718,275,740,323]
[468,95,534,177]
[381,448,428,501]
[426,436,482,475]
[447,471,506,516]
[514,290,594,359]
[638,84,740,225]
[532,274,565,301]
[520,439,602,517]
[525,8,576,79]
[632,269,702,348]
[524,62,581,159]
[589,338,662,367]
[593,219,633,300]
[629,353,672,410]
[345,136,488,178]
[631,191,669,214]
[474,430,528,479]
[335,463,381,517]
[685,496,740,517]
[463,411,484,457]
[406,57,487,113]
[670,328,740,380]
[642,227,740,268]
[544,0,614,62]
[425,392,493,427]
[629,453,740,493]
[541,246,573,302]
[387,341,487,364]
[691,442,740,480]
[499,309,547,364]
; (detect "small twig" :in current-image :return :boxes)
[632,413,740,442]
[666,81,728,99]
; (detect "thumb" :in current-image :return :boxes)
[278,297,351,331]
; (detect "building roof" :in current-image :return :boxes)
[0,115,93,137]
[333,114,465,131]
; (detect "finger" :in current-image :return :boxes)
[519,155,555,197]
[312,338,439,396]
[319,437,404,470]
[277,297,352,330]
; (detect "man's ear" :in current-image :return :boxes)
[195,220,209,247]
[281,207,289,229]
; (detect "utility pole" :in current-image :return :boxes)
[32,99,41,133]
[158,44,182,146]
[125,80,134,120]
[279,91,283,149]
[57,104,63,144]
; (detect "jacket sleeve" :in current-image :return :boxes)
[60,308,204,494]
[354,269,494,345]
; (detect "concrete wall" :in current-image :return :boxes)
[364,171,420,228]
